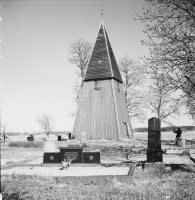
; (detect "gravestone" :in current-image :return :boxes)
[59,147,83,163]
[58,135,61,141]
[182,138,186,147]
[80,131,87,144]
[147,117,163,162]
[27,136,34,141]
[27,134,34,141]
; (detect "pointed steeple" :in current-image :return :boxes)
[84,21,123,83]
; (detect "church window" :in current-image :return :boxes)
[94,81,101,90]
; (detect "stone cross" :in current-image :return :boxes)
[147,117,163,162]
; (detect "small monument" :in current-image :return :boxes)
[147,117,163,162]
[43,144,100,164]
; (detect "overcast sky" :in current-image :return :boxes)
[1,0,193,133]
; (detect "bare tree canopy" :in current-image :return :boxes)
[0,120,8,143]
[68,39,92,107]
[118,56,147,120]
[68,39,92,82]
[36,112,54,139]
[147,72,184,125]
[137,0,195,119]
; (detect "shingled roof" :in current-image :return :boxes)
[84,21,123,83]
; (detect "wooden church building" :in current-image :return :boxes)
[73,21,133,140]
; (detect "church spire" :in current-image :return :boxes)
[84,21,123,83]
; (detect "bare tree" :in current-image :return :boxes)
[36,112,54,140]
[147,72,184,125]
[0,120,12,143]
[0,121,7,143]
[68,39,92,84]
[118,56,147,121]
[137,0,195,119]
[186,97,195,123]
[68,39,92,107]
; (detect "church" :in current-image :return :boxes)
[73,21,133,140]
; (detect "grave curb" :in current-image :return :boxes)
[189,149,195,163]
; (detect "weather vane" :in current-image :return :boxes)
[101,6,103,20]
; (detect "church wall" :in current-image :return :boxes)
[73,80,119,140]
[73,79,132,140]
[112,80,134,138]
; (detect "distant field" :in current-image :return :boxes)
[134,131,195,140]
[8,131,195,141]
[9,134,57,141]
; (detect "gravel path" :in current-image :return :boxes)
[1,166,130,177]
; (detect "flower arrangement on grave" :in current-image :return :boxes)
[60,153,78,170]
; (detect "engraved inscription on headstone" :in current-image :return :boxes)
[59,147,83,163]
[64,152,79,161]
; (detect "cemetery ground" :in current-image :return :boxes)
[1,136,195,200]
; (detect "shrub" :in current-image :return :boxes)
[8,141,44,148]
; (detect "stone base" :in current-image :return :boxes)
[43,147,102,164]
[83,152,100,163]
[43,152,60,163]
[147,149,163,162]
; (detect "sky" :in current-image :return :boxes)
[0,0,193,133]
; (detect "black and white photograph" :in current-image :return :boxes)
[1,0,195,199]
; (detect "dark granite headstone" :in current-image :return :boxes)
[58,135,61,141]
[147,149,163,162]
[43,152,60,163]
[59,147,83,163]
[83,152,100,163]
[147,117,163,162]
[27,136,34,141]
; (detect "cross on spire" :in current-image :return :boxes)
[101,6,103,20]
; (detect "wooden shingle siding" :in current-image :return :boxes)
[73,79,133,140]
[84,22,123,83]
[73,80,118,140]
[112,80,133,138]
[105,30,123,83]
[84,25,112,81]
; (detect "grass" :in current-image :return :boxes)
[1,164,195,200]
[8,141,44,148]
[1,139,195,199]
[1,143,43,161]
